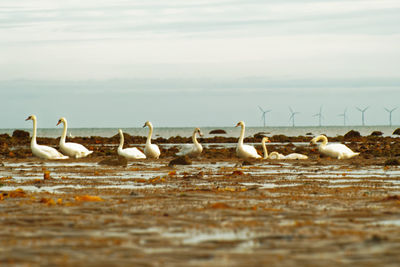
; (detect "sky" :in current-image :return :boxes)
[1,0,400,128]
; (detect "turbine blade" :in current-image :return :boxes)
[258,106,264,112]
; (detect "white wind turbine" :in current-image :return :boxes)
[338,108,348,126]
[289,107,300,127]
[258,106,272,127]
[384,107,397,126]
[356,106,369,126]
[313,106,323,127]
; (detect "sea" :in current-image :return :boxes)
[1,126,399,139]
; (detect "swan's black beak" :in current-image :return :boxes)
[25,116,31,121]
[56,120,61,126]
[142,124,146,128]
[235,123,240,127]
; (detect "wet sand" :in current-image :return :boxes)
[1,134,400,266]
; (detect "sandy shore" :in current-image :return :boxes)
[1,133,400,266]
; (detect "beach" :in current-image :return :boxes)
[1,132,400,266]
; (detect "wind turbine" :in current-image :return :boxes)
[289,107,300,127]
[313,106,323,127]
[356,106,369,126]
[258,106,272,127]
[338,108,348,126]
[384,107,397,126]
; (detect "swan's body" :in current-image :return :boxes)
[176,128,203,157]
[25,115,68,160]
[235,121,261,159]
[57,117,93,158]
[117,129,146,159]
[310,135,359,159]
[261,137,308,159]
[143,121,161,159]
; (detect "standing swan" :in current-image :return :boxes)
[235,121,261,159]
[117,129,146,159]
[56,117,93,158]
[143,121,161,159]
[25,115,68,160]
[261,137,271,159]
[310,135,359,159]
[176,128,203,157]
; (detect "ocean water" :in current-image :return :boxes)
[1,126,399,139]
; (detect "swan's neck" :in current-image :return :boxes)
[31,118,37,146]
[146,125,153,145]
[118,132,124,150]
[192,131,199,146]
[262,139,268,159]
[238,124,245,146]
[60,121,67,145]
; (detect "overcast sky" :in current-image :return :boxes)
[1,0,399,128]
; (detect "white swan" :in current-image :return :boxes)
[143,121,161,159]
[117,129,146,160]
[176,128,203,157]
[261,137,308,160]
[25,115,68,160]
[56,117,93,158]
[235,121,261,159]
[310,135,359,159]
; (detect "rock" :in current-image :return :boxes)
[370,131,383,136]
[168,156,192,167]
[344,130,361,139]
[254,132,268,139]
[384,158,400,166]
[306,132,313,136]
[209,129,226,134]
[12,130,30,139]
[393,128,400,135]
[98,156,127,167]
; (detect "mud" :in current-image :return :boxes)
[0,134,400,266]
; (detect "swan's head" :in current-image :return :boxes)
[310,135,325,145]
[25,115,36,121]
[235,121,245,127]
[56,117,66,126]
[262,137,271,143]
[195,127,203,137]
[143,121,152,128]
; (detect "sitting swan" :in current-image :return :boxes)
[25,115,68,160]
[235,121,261,159]
[310,135,359,159]
[143,121,161,159]
[117,129,146,159]
[176,128,203,157]
[261,137,308,159]
[56,117,93,158]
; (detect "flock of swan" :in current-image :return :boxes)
[25,115,360,161]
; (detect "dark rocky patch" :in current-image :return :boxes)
[393,128,400,135]
[168,156,192,167]
[209,129,227,134]
[12,130,30,139]
[384,158,400,166]
[98,156,127,167]
[344,130,361,139]
[370,131,383,136]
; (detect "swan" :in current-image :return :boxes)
[176,128,203,157]
[143,121,161,159]
[261,137,308,159]
[235,121,261,159]
[117,129,146,160]
[56,117,93,158]
[310,135,359,159]
[25,115,68,160]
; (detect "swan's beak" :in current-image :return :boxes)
[56,120,61,126]
[199,132,204,137]
[142,124,146,128]
[235,123,240,127]
[267,139,271,143]
[25,116,31,121]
